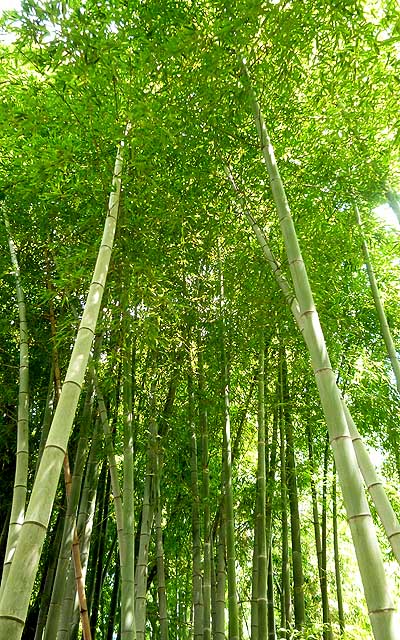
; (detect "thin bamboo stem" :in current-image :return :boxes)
[0,212,29,598]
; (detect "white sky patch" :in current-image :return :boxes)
[374,203,400,230]
[0,0,21,44]
[0,0,21,14]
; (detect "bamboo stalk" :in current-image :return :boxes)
[241,64,397,638]
[0,125,130,639]
[227,171,400,569]
[0,212,29,598]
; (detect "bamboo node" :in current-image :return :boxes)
[368,607,396,614]
[314,367,332,375]
[367,481,382,490]
[45,443,67,456]
[300,309,316,318]
[62,378,82,392]
[330,434,351,444]
[78,325,95,336]
[23,518,48,531]
[0,615,25,625]
[348,512,371,522]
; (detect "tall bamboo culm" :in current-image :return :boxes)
[121,316,136,640]
[227,171,400,572]
[256,340,268,638]
[0,126,130,640]
[241,63,397,639]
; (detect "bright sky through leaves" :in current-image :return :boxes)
[0,0,20,13]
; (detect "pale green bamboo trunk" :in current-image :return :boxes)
[155,441,169,640]
[95,370,124,552]
[386,190,400,225]
[188,371,204,640]
[122,328,136,640]
[251,523,259,640]
[342,401,400,564]
[321,437,331,640]
[281,354,305,630]
[135,381,157,640]
[87,466,110,639]
[0,128,129,639]
[241,65,398,638]
[267,543,276,640]
[1,212,29,598]
[266,401,278,640]
[215,518,226,640]
[218,262,240,640]
[198,347,211,640]
[306,423,332,640]
[33,511,64,640]
[44,386,92,640]
[57,423,101,639]
[256,341,268,638]
[279,373,291,639]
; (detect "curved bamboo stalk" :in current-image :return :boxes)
[386,190,400,225]
[279,358,292,637]
[0,126,130,639]
[240,63,398,638]
[332,466,345,635]
[342,400,400,564]
[43,407,92,640]
[0,212,29,598]
[231,175,400,570]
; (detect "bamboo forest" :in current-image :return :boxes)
[2,1,400,639]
